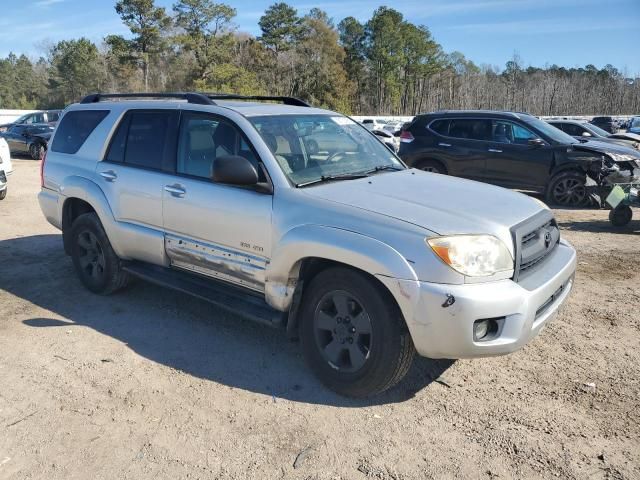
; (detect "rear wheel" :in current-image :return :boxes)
[545,171,588,207]
[70,213,130,294]
[609,205,632,227]
[300,267,415,397]
[416,159,447,174]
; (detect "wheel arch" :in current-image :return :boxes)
[264,225,418,337]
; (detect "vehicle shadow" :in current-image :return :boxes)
[557,218,639,234]
[1,234,452,407]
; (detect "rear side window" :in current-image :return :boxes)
[105,110,177,171]
[51,110,109,154]
[429,119,449,135]
[449,119,491,141]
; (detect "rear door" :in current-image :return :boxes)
[484,119,555,189]
[161,110,272,292]
[97,109,179,239]
[432,118,491,180]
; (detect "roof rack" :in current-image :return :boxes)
[80,92,215,105]
[203,93,311,107]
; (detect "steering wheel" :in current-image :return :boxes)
[326,151,347,163]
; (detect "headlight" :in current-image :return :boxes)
[427,235,513,277]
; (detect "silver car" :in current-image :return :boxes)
[38,93,576,397]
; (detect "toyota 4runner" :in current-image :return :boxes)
[39,93,577,397]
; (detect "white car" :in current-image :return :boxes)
[361,118,387,131]
[0,137,12,200]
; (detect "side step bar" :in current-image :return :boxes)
[122,261,285,328]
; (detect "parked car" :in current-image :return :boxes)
[628,116,640,135]
[0,109,61,132]
[361,118,387,131]
[399,110,640,206]
[0,137,12,200]
[548,119,640,150]
[382,121,403,134]
[590,116,616,134]
[372,129,399,152]
[39,93,576,397]
[0,123,53,159]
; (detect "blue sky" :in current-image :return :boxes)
[1,0,639,74]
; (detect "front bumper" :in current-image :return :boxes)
[378,239,576,359]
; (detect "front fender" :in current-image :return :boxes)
[265,224,418,311]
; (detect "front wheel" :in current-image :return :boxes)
[545,171,588,207]
[0,188,6,200]
[609,205,632,227]
[300,267,415,397]
[29,143,43,160]
[69,213,130,295]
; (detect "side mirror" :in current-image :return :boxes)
[211,155,259,186]
[393,130,401,137]
[528,138,545,148]
[581,132,592,137]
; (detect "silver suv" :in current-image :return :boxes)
[38,93,577,397]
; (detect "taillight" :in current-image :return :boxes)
[40,149,47,187]
[400,130,415,143]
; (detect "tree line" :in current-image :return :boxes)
[0,0,638,116]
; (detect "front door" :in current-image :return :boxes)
[484,120,555,190]
[5,125,28,154]
[162,110,272,293]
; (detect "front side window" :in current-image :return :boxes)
[176,112,259,180]
[562,123,587,137]
[249,114,402,186]
[492,120,537,145]
[51,110,109,154]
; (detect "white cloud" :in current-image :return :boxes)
[35,0,65,6]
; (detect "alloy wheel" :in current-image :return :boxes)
[313,290,372,373]
[77,230,106,281]
[552,178,586,206]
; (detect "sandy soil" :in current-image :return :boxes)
[0,159,638,480]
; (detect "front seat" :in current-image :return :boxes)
[494,123,511,144]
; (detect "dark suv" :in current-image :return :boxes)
[399,110,640,206]
[0,110,61,132]
[590,116,615,134]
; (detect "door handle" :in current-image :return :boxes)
[164,184,186,198]
[488,148,503,153]
[99,170,117,182]
[438,142,452,147]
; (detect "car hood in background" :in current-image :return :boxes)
[573,140,640,158]
[301,169,543,242]
[610,132,640,142]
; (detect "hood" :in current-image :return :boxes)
[610,132,640,143]
[573,140,640,159]
[300,169,543,240]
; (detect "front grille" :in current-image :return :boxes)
[511,212,560,282]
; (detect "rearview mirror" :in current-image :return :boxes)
[528,138,545,147]
[581,132,592,137]
[211,156,259,186]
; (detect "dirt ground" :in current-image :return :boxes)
[0,158,638,480]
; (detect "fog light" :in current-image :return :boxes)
[473,318,502,342]
[474,320,490,340]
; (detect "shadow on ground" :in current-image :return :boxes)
[1,234,452,407]
[558,218,639,234]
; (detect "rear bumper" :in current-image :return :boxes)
[378,239,576,359]
[38,188,63,229]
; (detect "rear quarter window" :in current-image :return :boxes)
[428,119,449,135]
[51,110,109,154]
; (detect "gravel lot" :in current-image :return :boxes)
[1,159,639,480]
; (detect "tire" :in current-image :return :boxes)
[299,267,415,397]
[609,205,632,227]
[29,143,43,160]
[69,213,130,295]
[545,171,588,207]
[416,159,447,174]
[0,188,6,200]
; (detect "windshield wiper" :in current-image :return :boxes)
[295,173,369,188]
[364,165,405,175]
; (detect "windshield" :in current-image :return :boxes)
[14,114,31,124]
[525,116,578,144]
[249,114,404,186]
[588,124,609,137]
